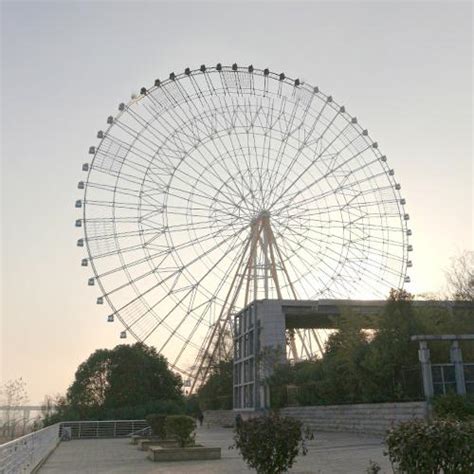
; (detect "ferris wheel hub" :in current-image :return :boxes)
[251,210,271,224]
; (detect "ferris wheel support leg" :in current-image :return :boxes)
[189,224,261,394]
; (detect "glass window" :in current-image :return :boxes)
[464,364,474,382]
[432,366,442,383]
[443,365,456,383]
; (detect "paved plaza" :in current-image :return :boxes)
[39,426,393,473]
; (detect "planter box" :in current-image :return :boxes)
[135,436,161,447]
[138,439,179,451]
[148,445,221,462]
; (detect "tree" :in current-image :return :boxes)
[67,349,111,413]
[49,343,184,421]
[197,359,233,410]
[445,251,474,302]
[320,311,374,403]
[361,289,420,401]
[0,378,29,440]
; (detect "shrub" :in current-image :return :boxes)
[433,393,474,421]
[385,419,474,473]
[165,415,196,447]
[146,414,167,438]
[232,413,313,474]
[366,460,381,473]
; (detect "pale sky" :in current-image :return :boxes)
[1,1,472,403]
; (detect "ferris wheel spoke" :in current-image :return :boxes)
[265,97,313,198]
[209,96,259,207]
[279,226,402,291]
[99,219,248,298]
[109,221,249,314]
[267,96,330,201]
[275,235,332,298]
[97,133,157,171]
[158,233,247,358]
[92,226,240,297]
[271,144,379,216]
[146,83,258,215]
[167,165,245,213]
[138,230,248,342]
[273,111,372,204]
[266,101,344,204]
[275,228,358,295]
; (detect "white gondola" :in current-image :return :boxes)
[404,276,411,283]
[388,169,395,176]
[97,297,104,305]
[97,130,104,139]
[75,219,82,227]
[88,146,95,154]
[75,200,82,208]
[88,278,95,286]
[78,181,85,189]
[118,103,125,111]
[400,198,406,205]
[82,163,89,171]
[77,238,84,247]
[407,245,413,252]
[107,116,114,124]
[81,259,88,267]
[404,214,410,220]
[380,155,387,162]
[407,261,413,268]
[407,229,412,236]
[120,331,127,338]
[395,183,401,190]
[107,314,114,322]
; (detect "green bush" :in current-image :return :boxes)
[433,393,474,421]
[385,419,474,473]
[146,414,167,438]
[232,413,313,474]
[165,415,196,447]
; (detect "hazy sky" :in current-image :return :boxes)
[1,1,472,403]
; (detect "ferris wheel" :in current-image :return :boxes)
[75,63,412,387]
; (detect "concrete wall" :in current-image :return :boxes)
[205,401,428,434]
[203,410,236,428]
[281,401,429,436]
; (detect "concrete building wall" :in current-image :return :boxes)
[205,401,428,434]
[281,401,429,436]
[202,410,236,428]
[255,300,286,354]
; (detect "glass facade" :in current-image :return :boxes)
[233,305,257,409]
[432,364,456,395]
[464,364,474,394]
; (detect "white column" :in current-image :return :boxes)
[450,340,466,395]
[418,341,434,399]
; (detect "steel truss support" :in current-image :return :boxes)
[190,211,302,393]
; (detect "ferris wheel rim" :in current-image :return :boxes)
[78,62,412,383]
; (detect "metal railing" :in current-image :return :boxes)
[0,420,149,473]
[0,423,60,474]
[59,420,148,439]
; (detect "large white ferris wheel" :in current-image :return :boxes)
[75,63,412,388]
